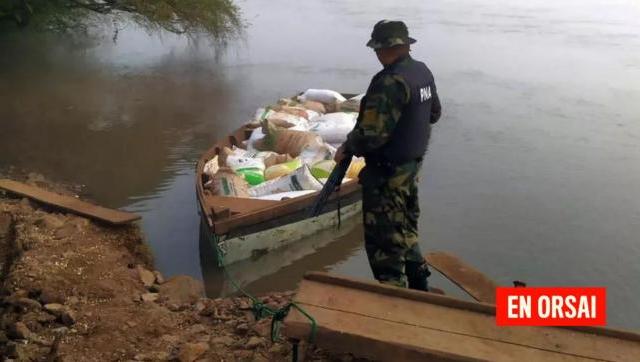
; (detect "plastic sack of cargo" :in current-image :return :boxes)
[298,89,346,105]
[203,156,219,178]
[271,105,311,120]
[254,120,324,157]
[302,100,326,114]
[255,190,316,201]
[263,152,293,168]
[265,112,309,130]
[207,167,250,198]
[310,159,336,179]
[254,108,275,122]
[277,97,298,107]
[226,156,266,185]
[227,154,265,171]
[337,93,365,112]
[318,177,353,185]
[308,112,357,144]
[245,127,265,150]
[218,146,249,167]
[299,143,336,165]
[248,165,323,197]
[346,157,366,179]
[264,158,302,180]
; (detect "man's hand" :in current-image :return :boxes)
[334,144,348,163]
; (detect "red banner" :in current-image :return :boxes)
[495,287,606,326]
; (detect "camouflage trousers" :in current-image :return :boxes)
[361,160,430,288]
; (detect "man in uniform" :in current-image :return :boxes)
[335,20,442,291]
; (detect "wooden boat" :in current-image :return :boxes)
[195,96,363,266]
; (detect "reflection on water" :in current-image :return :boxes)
[1,0,639,328]
[199,215,362,297]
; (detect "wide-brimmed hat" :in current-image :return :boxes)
[366,20,417,49]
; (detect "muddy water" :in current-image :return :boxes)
[1,0,639,328]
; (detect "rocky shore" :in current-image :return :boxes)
[0,175,353,361]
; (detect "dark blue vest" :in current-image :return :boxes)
[368,56,436,164]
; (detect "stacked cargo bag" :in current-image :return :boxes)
[206,167,250,198]
[248,165,324,197]
[210,89,365,201]
[308,112,358,144]
[253,119,324,157]
[226,155,266,186]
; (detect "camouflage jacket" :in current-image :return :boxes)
[344,59,411,157]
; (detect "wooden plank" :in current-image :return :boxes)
[426,251,498,303]
[0,179,140,225]
[284,272,640,362]
[205,195,278,215]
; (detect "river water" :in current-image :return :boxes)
[1,0,639,328]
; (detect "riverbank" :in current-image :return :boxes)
[0,174,348,361]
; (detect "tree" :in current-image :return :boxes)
[0,0,242,40]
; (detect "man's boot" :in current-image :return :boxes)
[406,261,431,291]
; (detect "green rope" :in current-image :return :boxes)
[213,236,317,343]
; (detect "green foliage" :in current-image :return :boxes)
[0,0,243,39]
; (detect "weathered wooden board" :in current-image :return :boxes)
[284,272,640,362]
[426,251,498,303]
[0,179,140,225]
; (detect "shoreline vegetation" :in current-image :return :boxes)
[0,0,243,41]
[0,172,353,361]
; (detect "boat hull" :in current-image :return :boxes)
[218,201,361,266]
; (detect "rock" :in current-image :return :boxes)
[252,319,271,338]
[140,293,159,303]
[269,344,285,355]
[13,297,42,311]
[236,298,252,310]
[27,172,46,184]
[252,354,270,362]
[233,350,253,360]
[160,334,180,344]
[43,303,76,325]
[177,342,209,362]
[35,214,64,229]
[187,324,207,335]
[54,224,77,239]
[340,354,356,362]
[158,275,204,305]
[6,341,42,360]
[235,323,250,335]
[69,217,90,229]
[39,288,65,305]
[34,311,56,323]
[0,212,12,238]
[193,301,206,313]
[44,303,65,314]
[137,265,156,288]
[8,322,31,339]
[60,309,77,326]
[12,289,29,298]
[153,270,165,284]
[210,335,235,346]
[246,336,264,349]
[166,303,185,312]
[20,197,31,208]
[126,321,137,328]
[52,327,69,335]
[135,351,170,361]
